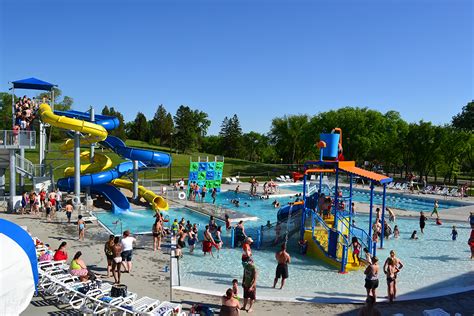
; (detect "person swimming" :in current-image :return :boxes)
[410,230,418,240]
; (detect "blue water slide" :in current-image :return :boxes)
[277,203,304,222]
[56,109,171,213]
[91,184,131,212]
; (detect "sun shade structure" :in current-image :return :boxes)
[338,161,392,184]
[11,77,56,91]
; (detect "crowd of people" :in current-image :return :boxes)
[19,188,67,221]
[14,95,41,133]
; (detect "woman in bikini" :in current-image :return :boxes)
[384,257,400,302]
[152,218,163,251]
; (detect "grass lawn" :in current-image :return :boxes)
[5,138,288,190]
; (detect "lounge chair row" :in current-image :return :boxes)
[35,239,184,315]
[225,177,242,184]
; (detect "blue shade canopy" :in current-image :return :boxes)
[11,77,56,91]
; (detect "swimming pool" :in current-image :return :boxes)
[177,214,474,302]
[280,184,470,212]
[94,196,474,302]
[94,207,224,235]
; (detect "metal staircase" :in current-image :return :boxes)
[14,154,53,190]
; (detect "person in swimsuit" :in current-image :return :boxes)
[386,207,395,222]
[451,226,458,241]
[69,251,89,282]
[364,256,379,301]
[28,191,36,215]
[469,212,474,229]
[111,236,122,284]
[225,214,231,230]
[201,185,207,202]
[209,216,217,233]
[232,279,239,300]
[410,230,418,240]
[241,237,253,266]
[384,257,400,302]
[77,215,85,241]
[431,200,439,218]
[214,226,223,251]
[211,188,217,204]
[176,231,187,258]
[152,218,163,251]
[188,228,198,253]
[349,237,361,265]
[220,288,240,316]
[203,225,216,257]
[65,201,73,224]
[185,220,192,232]
[44,198,52,222]
[273,243,291,289]
[39,189,46,209]
[234,221,247,247]
[362,248,372,265]
[419,212,428,234]
[393,225,400,238]
[468,230,474,259]
[104,234,115,278]
[20,191,28,214]
[171,219,179,236]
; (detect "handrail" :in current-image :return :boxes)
[334,212,370,250]
[312,210,350,247]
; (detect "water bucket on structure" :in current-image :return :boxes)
[319,133,340,160]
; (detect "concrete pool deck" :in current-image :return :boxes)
[2,210,473,316]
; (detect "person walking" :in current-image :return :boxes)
[120,230,136,273]
[273,243,291,289]
[77,215,85,241]
[431,200,439,218]
[242,258,257,313]
[65,201,73,224]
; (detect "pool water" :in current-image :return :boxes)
[281,184,469,212]
[178,216,474,302]
[95,207,224,235]
[94,194,474,302]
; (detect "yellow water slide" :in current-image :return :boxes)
[63,151,113,177]
[110,179,169,210]
[38,103,108,143]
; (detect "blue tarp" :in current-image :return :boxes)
[12,77,56,91]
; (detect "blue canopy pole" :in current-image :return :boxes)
[368,181,374,255]
[300,171,307,241]
[333,167,339,228]
[380,184,387,249]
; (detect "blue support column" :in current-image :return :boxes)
[300,172,308,241]
[380,184,387,249]
[368,181,374,255]
[333,167,339,229]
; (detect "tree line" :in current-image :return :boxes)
[1,89,472,183]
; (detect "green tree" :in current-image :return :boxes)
[174,105,210,152]
[126,112,149,141]
[219,114,243,158]
[102,106,127,140]
[452,101,474,131]
[149,105,174,146]
[270,115,310,164]
[242,132,275,162]
[0,92,15,129]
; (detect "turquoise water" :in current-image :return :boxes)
[281,184,470,212]
[94,195,474,301]
[95,208,224,235]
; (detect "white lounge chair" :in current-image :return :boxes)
[150,301,183,315]
[225,177,233,184]
[119,296,161,313]
[284,175,292,182]
[275,176,285,182]
[231,177,241,184]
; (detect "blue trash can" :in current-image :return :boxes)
[320,133,340,160]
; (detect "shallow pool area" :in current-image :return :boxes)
[177,215,474,302]
[280,183,471,212]
[94,202,474,302]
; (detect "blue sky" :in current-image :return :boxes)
[1,0,472,135]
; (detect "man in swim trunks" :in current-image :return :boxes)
[242,258,257,313]
[65,201,73,224]
[273,243,290,289]
[203,225,216,257]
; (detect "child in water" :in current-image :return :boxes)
[451,226,458,241]
[363,247,372,265]
[410,230,418,240]
[393,225,400,238]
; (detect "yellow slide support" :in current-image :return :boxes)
[38,103,108,145]
[63,151,113,177]
[110,179,169,211]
